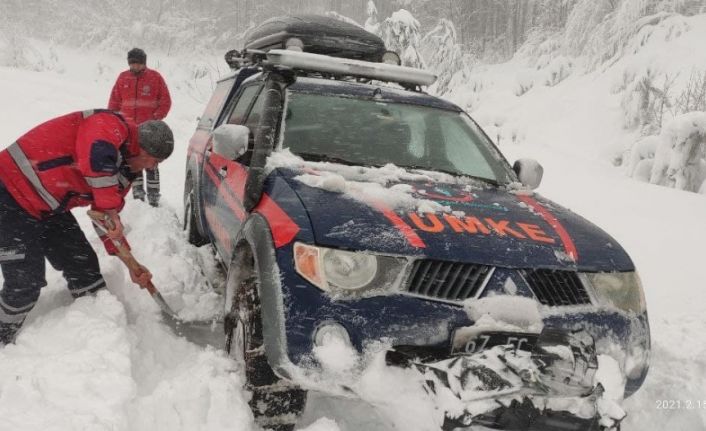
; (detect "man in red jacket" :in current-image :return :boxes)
[108,48,171,207]
[0,110,174,345]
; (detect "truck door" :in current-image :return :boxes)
[203,83,263,260]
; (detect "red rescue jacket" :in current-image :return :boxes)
[108,68,171,124]
[0,110,139,219]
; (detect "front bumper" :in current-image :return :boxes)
[262,246,649,400]
[468,398,604,431]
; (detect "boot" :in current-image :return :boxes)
[133,187,146,201]
[148,193,160,207]
[0,321,21,345]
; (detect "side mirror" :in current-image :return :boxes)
[513,158,543,189]
[212,124,249,161]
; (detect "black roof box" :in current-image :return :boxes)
[244,15,386,62]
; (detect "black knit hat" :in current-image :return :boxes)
[138,120,174,159]
[127,48,147,64]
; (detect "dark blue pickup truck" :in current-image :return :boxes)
[183,15,649,431]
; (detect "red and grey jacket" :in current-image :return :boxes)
[108,68,171,124]
[0,110,139,219]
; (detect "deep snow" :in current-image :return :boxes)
[0,29,705,430]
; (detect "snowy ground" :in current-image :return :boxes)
[0,34,705,430]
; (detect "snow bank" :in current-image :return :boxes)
[0,293,133,430]
[0,291,249,431]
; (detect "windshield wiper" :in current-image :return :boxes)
[402,165,500,186]
[295,152,360,166]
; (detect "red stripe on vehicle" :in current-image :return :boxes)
[219,183,246,221]
[223,163,248,202]
[255,194,300,248]
[517,195,577,261]
[371,202,426,248]
[205,162,246,220]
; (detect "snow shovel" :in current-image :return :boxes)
[87,209,180,319]
[87,210,223,346]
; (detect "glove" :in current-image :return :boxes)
[100,233,130,256]
[129,262,152,289]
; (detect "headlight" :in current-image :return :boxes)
[294,242,406,295]
[322,247,377,289]
[585,271,646,314]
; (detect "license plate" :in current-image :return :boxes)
[451,330,539,355]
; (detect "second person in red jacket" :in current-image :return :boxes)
[108,48,171,207]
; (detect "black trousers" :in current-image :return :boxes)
[0,183,105,343]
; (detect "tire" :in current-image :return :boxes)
[183,177,209,246]
[224,250,306,430]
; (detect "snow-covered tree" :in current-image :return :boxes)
[648,112,706,192]
[379,9,425,69]
[420,19,470,95]
[364,1,381,34]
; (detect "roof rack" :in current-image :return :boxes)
[265,49,436,88]
[225,48,437,90]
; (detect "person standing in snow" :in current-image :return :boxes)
[0,110,174,345]
[108,48,171,207]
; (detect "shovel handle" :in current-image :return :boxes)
[87,210,179,318]
[87,210,155,293]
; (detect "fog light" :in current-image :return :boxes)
[314,322,351,347]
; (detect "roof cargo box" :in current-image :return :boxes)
[244,15,387,62]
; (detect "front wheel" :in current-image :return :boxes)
[224,251,306,431]
[183,178,209,246]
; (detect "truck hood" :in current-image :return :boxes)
[273,166,633,271]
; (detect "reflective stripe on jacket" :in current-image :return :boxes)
[0,110,138,219]
[108,68,171,124]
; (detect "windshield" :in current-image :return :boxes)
[280,91,514,184]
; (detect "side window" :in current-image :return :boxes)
[235,89,269,166]
[226,86,260,125]
[244,89,267,131]
[198,78,234,130]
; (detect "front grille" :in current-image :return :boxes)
[522,269,591,306]
[405,260,493,302]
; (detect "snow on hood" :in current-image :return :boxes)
[267,149,474,213]
[267,150,633,271]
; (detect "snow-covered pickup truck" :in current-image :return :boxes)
[183,15,650,431]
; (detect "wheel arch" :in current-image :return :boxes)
[184,156,208,239]
[226,213,294,380]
